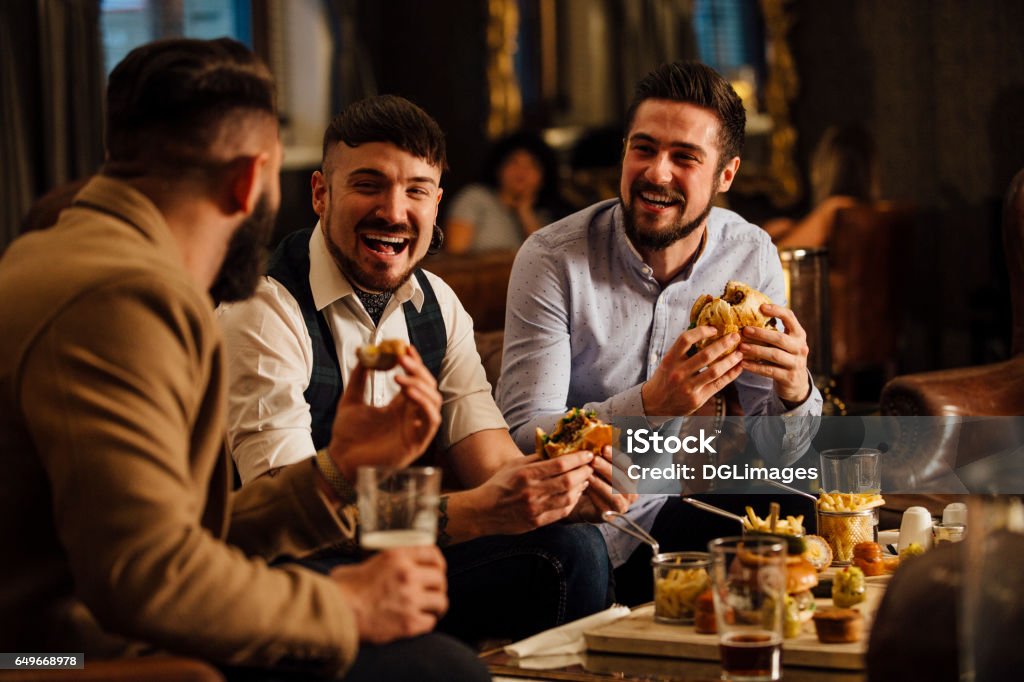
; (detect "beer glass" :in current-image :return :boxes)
[709,536,787,681]
[357,466,440,550]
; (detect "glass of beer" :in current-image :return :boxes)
[357,466,441,550]
[708,536,787,681]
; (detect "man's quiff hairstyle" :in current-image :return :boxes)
[624,61,746,167]
[322,95,447,173]
[105,37,276,176]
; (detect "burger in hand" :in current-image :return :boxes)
[689,281,776,353]
[535,408,616,458]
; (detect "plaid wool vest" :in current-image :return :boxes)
[266,229,447,461]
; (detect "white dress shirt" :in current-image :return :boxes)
[218,225,507,484]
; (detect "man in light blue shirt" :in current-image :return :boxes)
[497,61,822,601]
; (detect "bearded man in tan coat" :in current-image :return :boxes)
[0,37,487,681]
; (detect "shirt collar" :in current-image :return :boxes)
[611,201,716,286]
[308,223,424,312]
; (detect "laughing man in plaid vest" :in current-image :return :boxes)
[219,95,636,642]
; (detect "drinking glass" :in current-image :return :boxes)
[708,536,787,681]
[820,448,881,493]
[357,466,441,550]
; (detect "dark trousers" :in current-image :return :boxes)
[291,522,611,645]
[439,522,612,642]
[612,492,816,606]
[222,633,490,682]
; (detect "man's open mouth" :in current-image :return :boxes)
[360,233,411,255]
[638,191,683,209]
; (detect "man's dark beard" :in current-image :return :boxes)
[325,217,419,294]
[209,194,276,304]
[622,180,716,252]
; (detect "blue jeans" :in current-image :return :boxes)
[439,522,612,642]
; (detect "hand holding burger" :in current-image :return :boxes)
[721,283,813,406]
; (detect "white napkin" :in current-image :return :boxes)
[503,605,631,658]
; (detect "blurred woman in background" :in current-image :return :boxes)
[444,131,569,254]
[765,124,880,249]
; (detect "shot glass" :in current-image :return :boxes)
[357,466,441,550]
[709,536,787,681]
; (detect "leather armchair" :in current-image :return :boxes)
[881,168,1024,418]
[878,169,1024,489]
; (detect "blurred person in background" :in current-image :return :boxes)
[444,131,571,253]
[764,123,880,249]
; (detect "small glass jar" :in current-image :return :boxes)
[652,551,711,624]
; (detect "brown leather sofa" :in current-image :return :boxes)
[423,250,517,333]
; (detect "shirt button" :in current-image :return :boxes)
[643,266,653,276]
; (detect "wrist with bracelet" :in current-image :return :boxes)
[315,448,358,506]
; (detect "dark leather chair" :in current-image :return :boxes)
[881,169,1024,417]
[877,169,1024,490]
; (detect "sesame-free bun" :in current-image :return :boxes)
[689,281,775,350]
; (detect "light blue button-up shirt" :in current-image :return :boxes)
[497,199,822,566]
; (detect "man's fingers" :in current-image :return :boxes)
[340,362,370,405]
[404,545,446,570]
[394,373,443,411]
[704,362,745,395]
[738,342,796,369]
[685,333,741,372]
[666,325,719,363]
[525,449,595,477]
[761,304,806,338]
[397,345,438,386]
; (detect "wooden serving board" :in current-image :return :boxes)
[585,601,875,671]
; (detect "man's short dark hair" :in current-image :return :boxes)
[322,95,447,172]
[105,37,276,176]
[624,61,746,166]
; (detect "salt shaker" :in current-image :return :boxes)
[942,502,967,526]
[898,506,934,553]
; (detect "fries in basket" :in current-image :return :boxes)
[816,492,886,564]
[817,492,885,513]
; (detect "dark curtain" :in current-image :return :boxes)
[1,0,104,251]
[324,0,377,114]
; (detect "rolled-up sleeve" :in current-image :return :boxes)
[218,280,318,484]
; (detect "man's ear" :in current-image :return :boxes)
[433,186,443,221]
[717,156,741,193]
[229,152,269,215]
[311,169,328,217]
